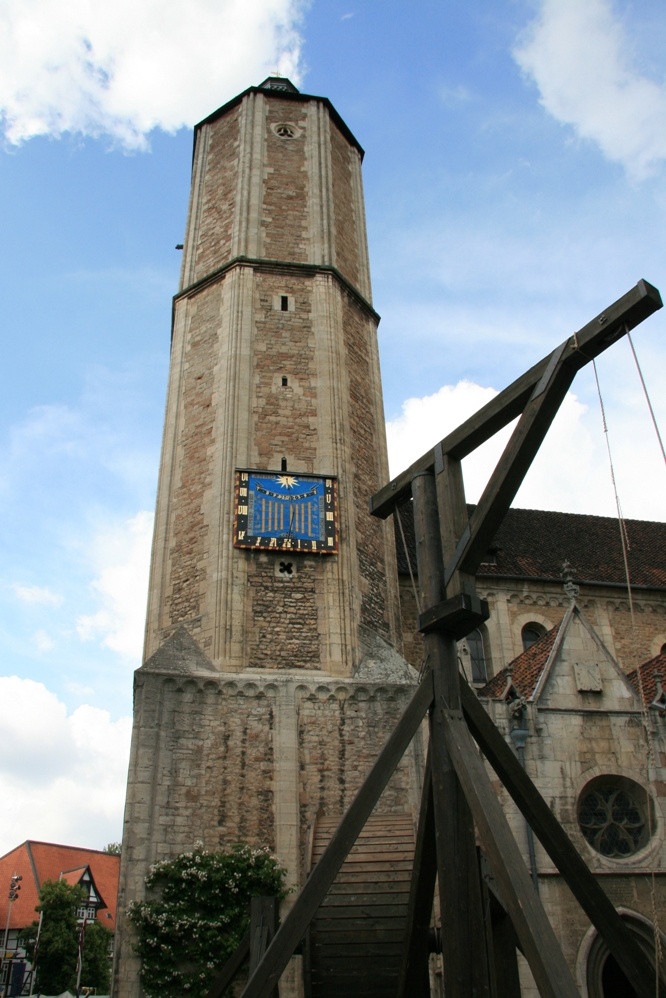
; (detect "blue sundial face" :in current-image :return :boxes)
[234,470,338,554]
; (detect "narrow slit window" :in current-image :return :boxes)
[280,296,289,311]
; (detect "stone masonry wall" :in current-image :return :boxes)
[329,121,360,289]
[192,106,240,282]
[245,557,321,669]
[263,100,309,263]
[605,597,666,671]
[164,287,218,628]
[398,576,666,680]
[251,271,318,469]
[297,684,416,866]
[482,699,666,997]
[341,292,393,641]
[154,678,276,854]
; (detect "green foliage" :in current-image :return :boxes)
[80,920,113,993]
[128,843,288,998]
[20,880,84,995]
[103,841,122,854]
[20,881,113,995]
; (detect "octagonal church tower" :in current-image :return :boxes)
[113,79,419,997]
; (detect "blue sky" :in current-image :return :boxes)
[0,0,664,855]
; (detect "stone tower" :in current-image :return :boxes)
[113,79,420,998]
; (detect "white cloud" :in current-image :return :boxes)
[0,0,307,147]
[12,584,63,607]
[514,0,666,179]
[0,677,131,855]
[33,629,55,653]
[76,511,153,661]
[386,377,666,520]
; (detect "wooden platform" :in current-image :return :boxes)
[307,812,416,998]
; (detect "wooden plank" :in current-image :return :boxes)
[442,707,582,998]
[370,279,662,518]
[311,942,406,957]
[460,678,658,998]
[323,875,412,888]
[311,907,408,922]
[308,918,405,948]
[315,834,416,848]
[321,892,411,907]
[239,674,433,998]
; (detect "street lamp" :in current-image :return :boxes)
[2,875,22,998]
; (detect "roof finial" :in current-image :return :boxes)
[562,559,579,602]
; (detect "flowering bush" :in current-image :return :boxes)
[128,842,287,997]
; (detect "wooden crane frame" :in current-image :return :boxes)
[221,279,663,998]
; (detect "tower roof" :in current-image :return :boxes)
[195,82,365,158]
[258,76,300,93]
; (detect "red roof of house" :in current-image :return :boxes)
[0,842,119,932]
[479,624,561,700]
[480,621,665,708]
[627,650,666,705]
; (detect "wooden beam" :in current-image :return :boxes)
[369,279,662,519]
[238,675,434,998]
[442,708,580,998]
[249,898,279,998]
[204,929,250,998]
[412,472,491,998]
[460,679,658,998]
[447,344,574,582]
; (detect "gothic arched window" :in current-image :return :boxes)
[521,622,546,652]
[467,628,487,684]
[585,914,665,997]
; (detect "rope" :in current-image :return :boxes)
[592,357,662,991]
[394,504,421,616]
[627,331,666,467]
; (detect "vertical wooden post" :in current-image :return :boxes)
[397,750,437,997]
[249,898,279,998]
[412,471,490,998]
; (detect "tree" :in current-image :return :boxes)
[80,920,113,994]
[103,841,122,854]
[20,880,83,995]
[20,880,113,996]
[128,843,288,998]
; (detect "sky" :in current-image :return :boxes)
[0,0,664,858]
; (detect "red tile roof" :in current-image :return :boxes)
[0,842,119,931]
[479,623,561,700]
[395,504,666,589]
[628,650,666,706]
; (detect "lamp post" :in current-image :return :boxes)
[1,875,22,998]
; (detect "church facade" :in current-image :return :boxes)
[113,77,666,997]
